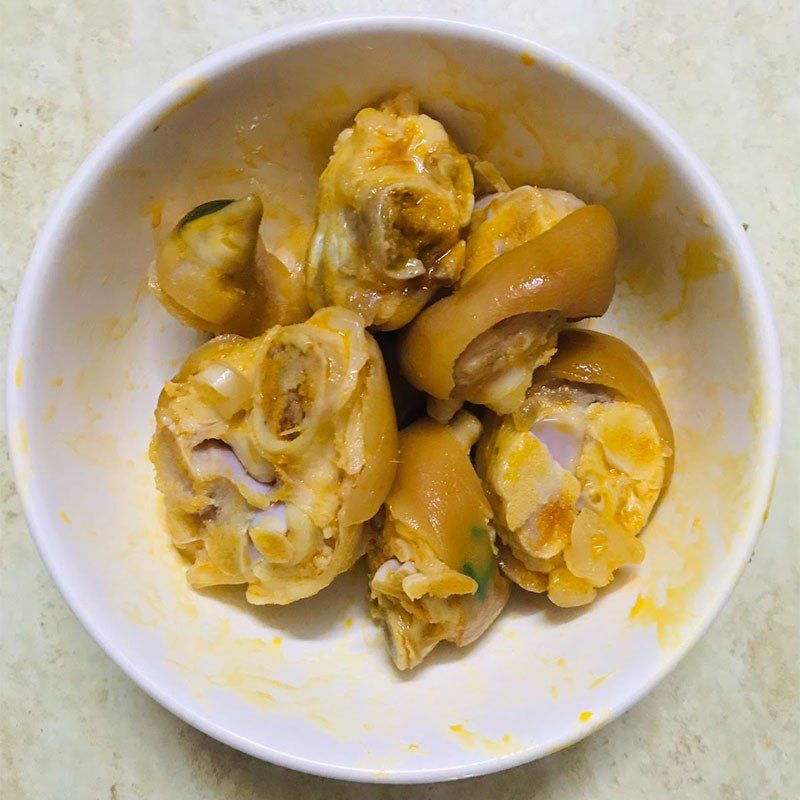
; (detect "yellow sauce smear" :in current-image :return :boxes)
[283,84,352,172]
[520,52,537,66]
[14,359,23,388]
[662,235,723,321]
[611,162,669,221]
[629,517,712,648]
[447,724,520,755]
[448,94,507,156]
[579,711,593,723]
[207,670,285,709]
[146,198,164,229]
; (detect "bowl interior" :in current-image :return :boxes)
[8,19,778,782]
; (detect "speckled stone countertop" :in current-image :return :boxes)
[2,2,798,798]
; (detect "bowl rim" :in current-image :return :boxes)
[6,14,782,784]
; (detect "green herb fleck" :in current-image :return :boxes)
[461,526,495,600]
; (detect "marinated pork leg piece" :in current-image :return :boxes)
[401,205,618,420]
[475,330,674,607]
[306,93,474,330]
[149,195,309,336]
[151,307,398,604]
[369,413,509,670]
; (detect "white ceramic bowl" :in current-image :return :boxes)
[7,16,780,783]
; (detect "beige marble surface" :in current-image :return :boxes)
[1,1,798,797]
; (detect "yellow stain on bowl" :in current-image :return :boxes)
[144,197,164,229]
[119,590,165,628]
[426,36,465,81]
[533,654,577,698]
[308,712,338,736]
[611,163,670,240]
[102,313,139,341]
[633,164,670,213]
[16,419,29,455]
[601,156,675,299]
[152,77,207,132]
[67,454,374,743]
[109,166,148,181]
[145,586,380,733]
[408,58,559,183]
[676,418,756,549]
[447,724,521,755]
[588,674,610,689]
[540,707,613,757]
[283,84,352,171]
[52,376,63,388]
[43,404,55,423]
[762,468,777,524]
[510,107,550,170]
[427,42,525,164]
[64,432,121,468]
[164,623,292,704]
[748,384,765,431]
[234,118,270,169]
[579,711,593,723]
[605,146,669,221]
[192,160,247,185]
[14,359,23,388]
[207,670,278,709]
[59,511,71,524]
[662,234,723,322]
[696,211,713,227]
[270,222,313,276]
[260,194,304,230]
[318,84,351,107]
[629,516,712,649]
[181,601,199,618]
[446,94,508,156]
[217,669,296,694]
[120,604,159,628]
